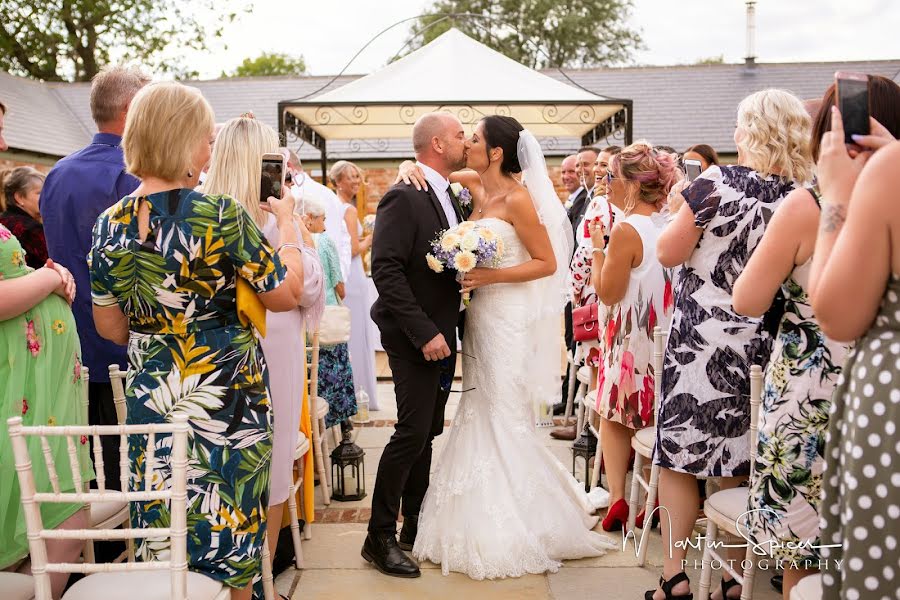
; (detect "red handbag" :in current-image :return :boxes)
[572,302,600,342]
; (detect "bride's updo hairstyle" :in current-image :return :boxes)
[609,141,678,213]
[480,115,525,175]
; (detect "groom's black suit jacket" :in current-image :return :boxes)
[370,181,462,362]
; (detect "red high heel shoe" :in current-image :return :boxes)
[601,498,629,532]
[635,501,659,529]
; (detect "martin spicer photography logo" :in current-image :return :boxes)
[622,507,844,572]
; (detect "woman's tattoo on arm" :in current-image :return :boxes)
[821,203,847,233]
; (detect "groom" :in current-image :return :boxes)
[364,112,468,577]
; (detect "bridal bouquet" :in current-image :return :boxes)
[426,221,504,305]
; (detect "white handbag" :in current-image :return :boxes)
[318,297,351,346]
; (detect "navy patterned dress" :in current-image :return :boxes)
[653,166,798,477]
[90,189,285,588]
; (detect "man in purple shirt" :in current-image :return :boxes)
[40,65,149,489]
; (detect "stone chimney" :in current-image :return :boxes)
[745,1,757,68]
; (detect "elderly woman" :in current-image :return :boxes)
[329,160,378,410]
[302,196,358,430]
[89,82,305,600]
[0,225,89,598]
[201,115,324,571]
[649,89,814,600]
[0,167,48,269]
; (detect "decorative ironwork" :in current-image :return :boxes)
[348,138,391,153]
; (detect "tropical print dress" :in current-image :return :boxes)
[0,225,92,568]
[595,214,673,429]
[746,259,849,563]
[654,165,798,477]
[90,189,285,588]
[314,233,357,428]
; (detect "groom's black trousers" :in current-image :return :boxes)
[368,351,454,534]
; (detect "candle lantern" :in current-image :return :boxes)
[330,428,366,501]
[571,424,598,493]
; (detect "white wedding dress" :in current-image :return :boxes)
[412,216,617,580]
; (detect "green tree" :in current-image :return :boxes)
[695,55,724,65]
[405,0,642,69]
[0,0,248,81]
[227,53,306,78]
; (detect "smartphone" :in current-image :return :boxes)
[836,71,869,144]
[684,159,702,182]
[260,153,285,204]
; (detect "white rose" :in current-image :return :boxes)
[460,232,480,252]
[449,182,464,196]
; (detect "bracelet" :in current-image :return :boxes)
[277,243,303,255]
[591,247,605,255]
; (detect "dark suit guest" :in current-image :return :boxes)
[39,64,149,489]
[0,167,47,269]
[365,112,467,578]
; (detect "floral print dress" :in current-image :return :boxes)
[654,165,798,477]
[0,224,92,568]
[747,258,849,563]
[595,214,673,429]
[90,189,285,588]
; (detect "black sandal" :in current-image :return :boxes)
[644,571,693,600]
[720,576,741,599]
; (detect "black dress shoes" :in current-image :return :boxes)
[397,515,418,551]
[361,532,421,578]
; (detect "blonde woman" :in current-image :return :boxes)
[329,160,377,408]
[650,89,813,600]
[202,116,323,574]
[89,83,305,600]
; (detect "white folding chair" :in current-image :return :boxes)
[697,365,763,600]
[573,363,594,439]
[790,573,822,600]
[306,330,333,505]
[562,344,583,426]
[286,431,312,569]
[6,414,235,600]
[78,366,132,564]
[626,326,666,566]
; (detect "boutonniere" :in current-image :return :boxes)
[564,199,574,210]
[449,182,472,208]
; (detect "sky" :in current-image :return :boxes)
[189,0,900,79]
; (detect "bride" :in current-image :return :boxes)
[404,115,616,580]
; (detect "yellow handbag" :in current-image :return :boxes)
[236,277,267,337]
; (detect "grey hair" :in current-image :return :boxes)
[280,147,301,170]
[90,64,150,126]
[302,195,327,218]
[328,160,359,185]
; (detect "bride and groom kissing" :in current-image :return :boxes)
[364,112,615,580]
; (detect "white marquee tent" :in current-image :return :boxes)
[279,28,632,173]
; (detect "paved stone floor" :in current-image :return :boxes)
[275,380,782,600]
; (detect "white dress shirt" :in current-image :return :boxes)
[417,161,459,228]
[293,172,352,280]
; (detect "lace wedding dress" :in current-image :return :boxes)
[412,217,617,580]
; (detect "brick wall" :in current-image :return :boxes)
[0,157,53,174]
[359,165,570,215]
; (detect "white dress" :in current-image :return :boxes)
[412,217,616,580]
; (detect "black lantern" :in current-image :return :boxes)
[571,424,598,493]
[330,428,366,501]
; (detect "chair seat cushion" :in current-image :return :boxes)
[90,500,128,527]
[63,571,224,600]
[0,572,34,600]
[705,487,750,530]
[315,397,328,419]
[294,432,310,460]
[791,573,822,600]
[632,427,656,456]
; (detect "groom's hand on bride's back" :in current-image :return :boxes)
[421,333,451,361]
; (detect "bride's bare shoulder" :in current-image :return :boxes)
[505,185,539,222]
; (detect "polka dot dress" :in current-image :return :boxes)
[819,278,900,600]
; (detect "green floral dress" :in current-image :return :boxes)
[90,189,285,588]
[746,259,850,563]
[0,224,92,568]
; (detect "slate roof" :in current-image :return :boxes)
[2,60,898,161]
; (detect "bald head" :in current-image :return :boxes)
[560,154,579,194]
[412,112,467,176]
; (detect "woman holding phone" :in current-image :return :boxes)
[203,115,324,576]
